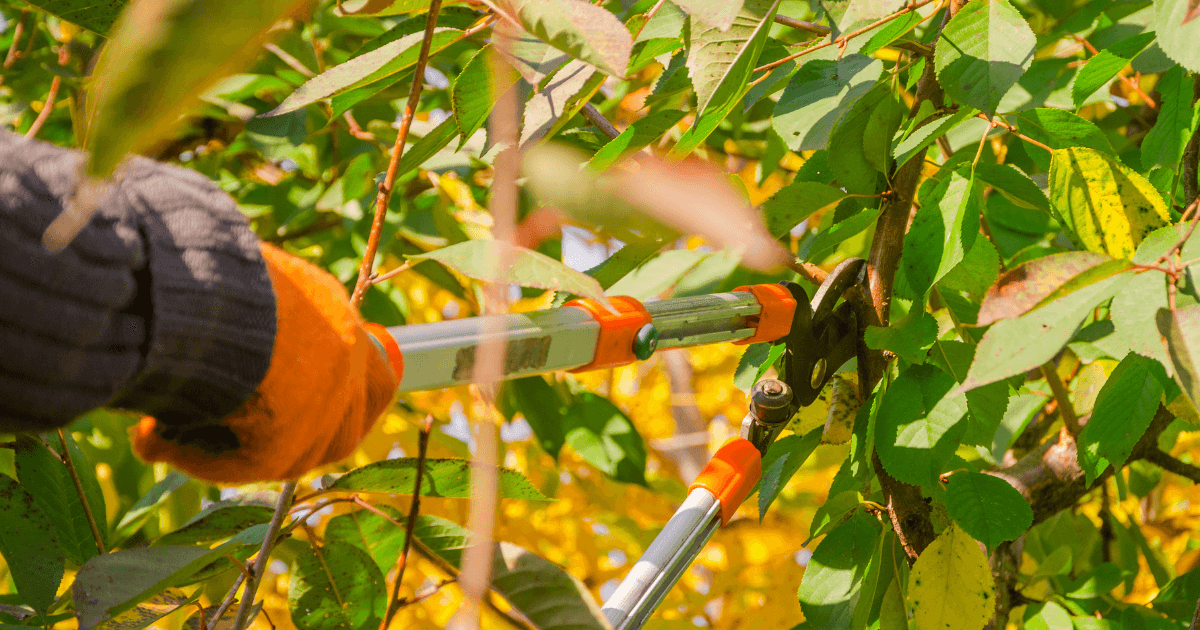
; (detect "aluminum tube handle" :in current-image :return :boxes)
[601,488,722,629]
[386,291,766,392]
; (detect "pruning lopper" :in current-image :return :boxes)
[375,258,868,629]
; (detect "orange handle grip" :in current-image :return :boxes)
[732,284,797,345]
[689,437,762,525]
[365,323,404,383]
[565,296,652,372]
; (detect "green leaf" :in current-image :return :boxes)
[758,429,822,520]
[796,510,882,630]
[1048,147,1172,259]
[606,249,710,300]
[1013,109,1116,155]
[1112,231,1175,370]
[267,10,476,117]
[944,471,1032,550]
[1155,0,1200,73]
[1071,32,1156,107]
[973,162,1049,212]
[900,171,980,298]
[865,309,938,365]
[733,342,787,394]
[828,83,891,194]
[74,527,267,630]
[960,271,1133,391]
[329,458,550,500]
[0,473,63,617]
[806,207,882,262]
[114,472,189,541]
[452,45,516,142]
[324,507,406,576]
[773,55,883,152]
[1078,354,1166,484]
[928,340,1010,446]
[906,522,995,630]
[851,530,908,630]
[288,542,386,630]
[672,0,745,30]
[892,106,976,167]
[498,376,568,459]
[497,0,632,77]
[335,0,431,16]
[1154,565,1200,621]
[155,504,274,547]
[685,0,779,118]
[14,436,101,565]
[1065,563,1126,599]
[85,0,309,177]
[862,87,907,174]
[395,116,461,175]
[95,589,199,630]
[563,393,647,485]
[1141,64,1199,170]
[408,240,609,305]
[762,181,847,238]
[1158,303,1200,410]
[18,0,127,34]
[976,252,1118,326]
[588,110,688,171]
[809,394,877,542]
[933,0,1035,115]
[938,237,1001,300]
[874,365,967,488]
[415,516,608,628]
[520,59,602,147]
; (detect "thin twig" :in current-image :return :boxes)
[754,0,938,75]
[25,45,69,139]
[380,416,434,630]
[981,114,1052,153]
[773,14,831,36]
[1040,361,1080,436]
[581,103,620,140]
[395,578,456,609]
[350,0,444,309]
[3,10,28,68]
[230,481,296,630]
[1075,36,1156,108]
[785,257,829,285]
[205,572,247,630]
[56,429,106,555]
[370,262,411,286]
[343,111,376,141]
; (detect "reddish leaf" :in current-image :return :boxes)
[977,252,1110,326]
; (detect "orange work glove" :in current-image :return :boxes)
[132,244,403,483]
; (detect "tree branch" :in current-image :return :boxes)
[231,481,296,630]
[381,416,434,630]
[1184,74,1200,206]
[1145,448,1200,484]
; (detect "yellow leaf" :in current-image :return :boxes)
[906,523,995,630]
[1048,147,1171,259]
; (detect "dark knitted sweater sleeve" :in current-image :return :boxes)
[0,131,277,440]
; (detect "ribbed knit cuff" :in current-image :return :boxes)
[107,157,277,449]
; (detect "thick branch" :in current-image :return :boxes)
[1145,448,1200,484]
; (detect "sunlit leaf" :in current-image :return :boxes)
[564,393,648,485]
[335,0,430,16]
[828,82,892,194]
[1078,354,1166,484]
[408,240,608,305]
[773,55,883,151]
[900,171,980,298]
[1158,304,1200,412]
[761,180,847,238]
[928,340,1010,446]
[973,162,1049,212]
[94,589,197,630]
[673,0,745,30]
[452,45,515,141]
[1048,147,1172,258]
[493,0,632,78]
[155,503,274,546]
[1071,32,1156,107]
[1141,64,1199,170]
[520,59,601,148]
[944,471,1032,550]
[1156,0,1200,73]
[588,110,687,171]
[114,472,189,541]
[1014,109,1115,155]
[874,365,966,488]
[328,458,550,501]
[324,506,406,575]
[977,252,1116,326]
[685,0,779,119]
[497,376,568,459]
[934,0,1035,115]
[865,309,937,364]
[288,542,385,630]
[796,510,882,630]
[892,107,976,166]
[960,271,1133,391]
[906,523,995,630]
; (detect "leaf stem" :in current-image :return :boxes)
[1040,361,1080,437]
[979,114,1052,153]
[3,10,28,69]
[230,481,296,630]
[205,571,247,630]
[581,103,620,140]
[350,0,444,309]
[380,416,433,630]
[56,429,105,555]
[25,45,69,140]
[753,0,939,76]
[773,14,830,36]
[1074,36,1156,108]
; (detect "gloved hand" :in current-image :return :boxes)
[132,243,403,482]
[0,131,402,484]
